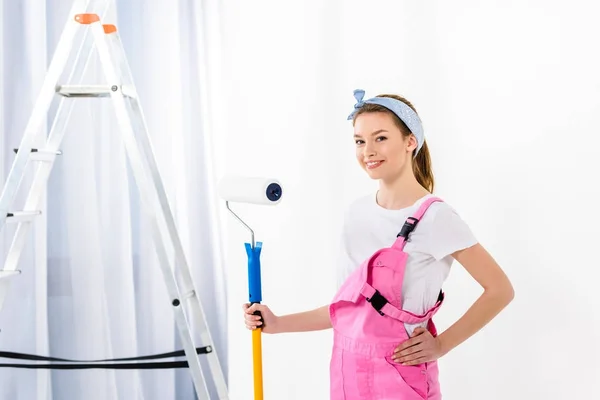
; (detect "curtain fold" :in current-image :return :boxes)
[0,1,228,399]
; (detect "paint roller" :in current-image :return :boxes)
[218,175,283,400]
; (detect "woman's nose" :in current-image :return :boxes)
[363,142,376,157]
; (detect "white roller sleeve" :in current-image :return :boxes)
[218,176,283,205]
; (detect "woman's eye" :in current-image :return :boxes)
[376,136,387,141]
[355,140,364,145]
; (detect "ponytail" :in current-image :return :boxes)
[413,141,434,193]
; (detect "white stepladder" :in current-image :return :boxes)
[0,0,229,398]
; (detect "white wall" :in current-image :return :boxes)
[216,1,600,399]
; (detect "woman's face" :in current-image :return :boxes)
[353,111,417,181]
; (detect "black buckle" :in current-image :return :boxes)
[397,217,419,239]
[366,290,388,316]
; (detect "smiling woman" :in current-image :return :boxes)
[242,89,515,399]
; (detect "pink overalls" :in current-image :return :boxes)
[329,197,444,400]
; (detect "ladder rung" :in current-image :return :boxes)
[0,270,21,280]
[56,84,135,98]
[56,84,115,97]
[6,211,42,222]
[13,148,62,161]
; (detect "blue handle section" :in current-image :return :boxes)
[245,242,263,303]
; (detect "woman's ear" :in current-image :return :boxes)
[406,134,418,153]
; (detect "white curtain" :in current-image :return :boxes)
[0,1,228,399]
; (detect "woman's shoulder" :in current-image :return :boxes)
[418,195,476,242]
[418,195,463,222]
[422,194,457,214]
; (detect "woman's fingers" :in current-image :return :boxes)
[242,302,267,330]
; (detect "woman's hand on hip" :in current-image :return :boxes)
[242,302,279,334]
[392,327,446,365]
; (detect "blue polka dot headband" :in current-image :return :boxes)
[347,89,425,156]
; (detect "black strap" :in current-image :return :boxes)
[0,346,211,370]
[0,361,190,370]
[365,289,389,316]
[397,217,419,239]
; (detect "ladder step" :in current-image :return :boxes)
[56,84,135,98]
[6,211,42,222]
[0,270,21,280]
[13,148,62,162]
[56,84,116,97]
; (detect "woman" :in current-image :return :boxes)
[243,89,514,399]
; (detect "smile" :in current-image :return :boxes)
[366,161,383,169]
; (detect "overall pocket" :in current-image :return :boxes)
[382,356,428,400]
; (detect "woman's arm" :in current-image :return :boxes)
[393,243,514,364]
[244,303,332,334]
[436,243,514,354]
[276,305,333,333]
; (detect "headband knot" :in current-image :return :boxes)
[352,89,366,110]
[347,88,425,157]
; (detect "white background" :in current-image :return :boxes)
[215,1,600,399]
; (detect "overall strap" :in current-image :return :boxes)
[393,196,443,250]
[359,282,444,324]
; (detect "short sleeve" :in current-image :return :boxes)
[426,205,478,261]
[335,239,355,289]
[334,214,357,289]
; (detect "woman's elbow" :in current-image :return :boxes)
[484,278,515,308]
[487,277,515,306]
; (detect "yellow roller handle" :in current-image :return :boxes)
[252,328,263,399]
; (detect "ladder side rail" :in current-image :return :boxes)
[1,8,99,279]
[105,30,230,398]
[89,20,212,400]
[0,0,104,311]
[0,1,90,229]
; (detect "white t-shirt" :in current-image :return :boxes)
[335,192,478,335]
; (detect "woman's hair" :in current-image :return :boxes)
[352,94,434,193]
